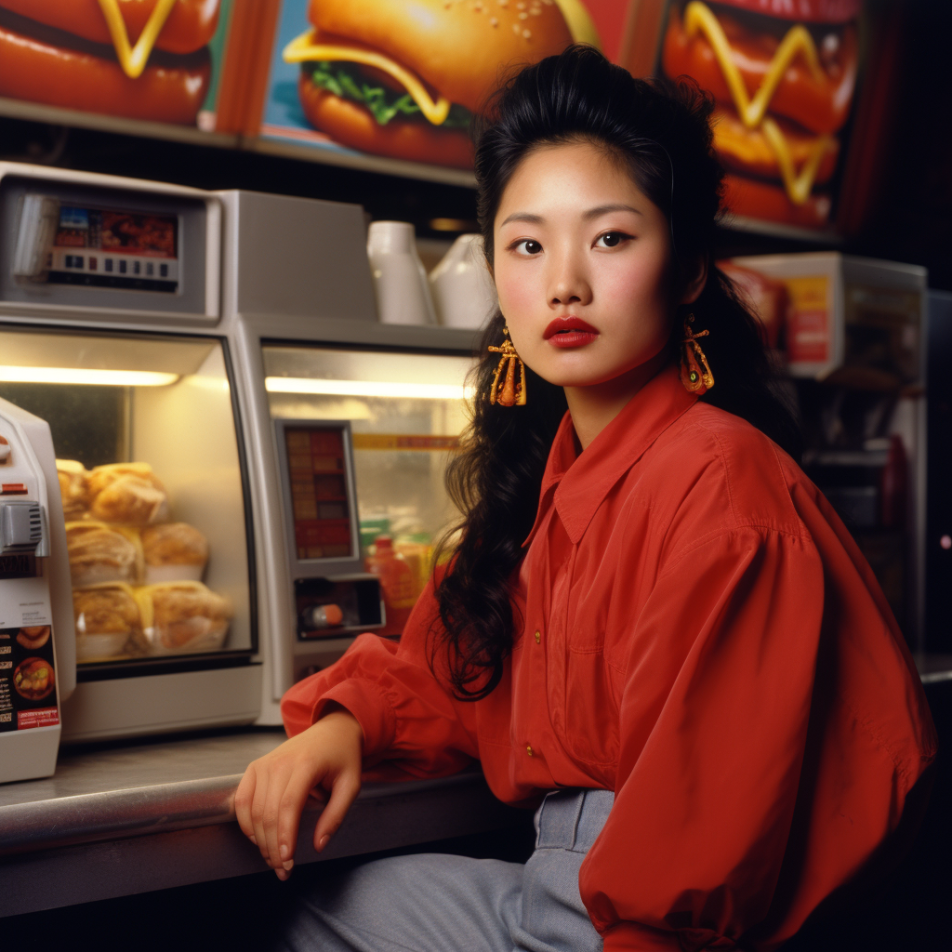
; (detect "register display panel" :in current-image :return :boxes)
[275,420,360,568]
[47,205,180,293]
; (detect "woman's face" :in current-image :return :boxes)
[493,140,692,393]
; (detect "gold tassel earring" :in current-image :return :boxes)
[680,314,714,394]
[487,326,527,406]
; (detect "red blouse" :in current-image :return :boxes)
[282,364,936,951]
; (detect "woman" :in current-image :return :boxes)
[236,47,935,951]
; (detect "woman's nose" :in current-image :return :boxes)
[548,253,592,307]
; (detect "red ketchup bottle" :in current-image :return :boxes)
[880,435,908,530]
[365,535,417,635]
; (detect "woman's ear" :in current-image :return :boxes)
[679,256,708,306]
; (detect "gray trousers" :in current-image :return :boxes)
[278,788,613,952]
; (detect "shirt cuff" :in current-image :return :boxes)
[315,678,397,760]
[603,923,737,952]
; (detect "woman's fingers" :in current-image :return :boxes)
[250,767,276,867]
[313,766,362,853]
[276,766,327,868]
[233,766,257,842]
[235,709,364,876]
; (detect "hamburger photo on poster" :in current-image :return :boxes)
[0,0,224,126]
[268,0,601,169]
[661,0,863,230]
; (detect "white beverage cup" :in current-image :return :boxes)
[428,234,498,330]
[367,221,438,326]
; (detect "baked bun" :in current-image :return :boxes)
[135,581,231,654]
[73,582,142,660]
[66,521,144,587]
[298,76,474,168]
[308,0,574,115]
[141,522,209,583]
[88,463,170,526]
[56,459,91,520]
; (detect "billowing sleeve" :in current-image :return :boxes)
[281,572,480,781]
[581,527,826,951]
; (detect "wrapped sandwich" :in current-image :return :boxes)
[56,459,91,520]
[141,523,209,583]
[88,463,170,526]
[66,521,144,588]
[134,581,231,655]
[73,582,143,661]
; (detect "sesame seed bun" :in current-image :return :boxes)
[307,0,573,114]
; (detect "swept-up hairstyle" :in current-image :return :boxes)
[432,45,801,700]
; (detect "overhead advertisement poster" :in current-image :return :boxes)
[658,0,865,231]
[0,0,236,130]
[258,0,634,171]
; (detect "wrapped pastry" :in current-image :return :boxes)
[66,521,143,588]
[56,459,90,520]
[141,523,209,584]
[134,581,231,655]
[73,582,142,661]
[88,463,170,526]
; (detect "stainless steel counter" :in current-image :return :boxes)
[0,728,525,918]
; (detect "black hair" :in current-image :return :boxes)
[432,45,802,700]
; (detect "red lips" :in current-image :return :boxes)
[544,316,599,348]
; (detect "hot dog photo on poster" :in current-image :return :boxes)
[659,0,863,230]
[0,1,234,128]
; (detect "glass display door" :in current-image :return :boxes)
[0,326,254,669]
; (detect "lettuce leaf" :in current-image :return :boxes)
[307,62,472,129]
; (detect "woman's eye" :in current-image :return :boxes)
[595,231,631,249]
[513,239,543,256]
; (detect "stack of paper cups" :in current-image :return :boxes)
[367,221,438,326]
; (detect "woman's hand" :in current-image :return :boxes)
[234,707,363,880]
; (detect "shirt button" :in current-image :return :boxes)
[526,745,534,757]
[534,630,541,644]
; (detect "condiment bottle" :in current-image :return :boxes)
[365,535,417,635]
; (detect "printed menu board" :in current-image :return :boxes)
[0,0,238,131]
[0,624,58,734]
[258,0,635,170]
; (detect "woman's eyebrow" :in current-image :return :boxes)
[583,203,643,220]
[499,204,643,228]
[499,212,544,227]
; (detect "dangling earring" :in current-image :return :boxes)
[680,313,714,394]
[487,326,527,406]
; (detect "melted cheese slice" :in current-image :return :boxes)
[97,0,177,79]
[684,1,832,207]
[283,28,452,127]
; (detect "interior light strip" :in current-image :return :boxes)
[265,377,475,401]
[0,367,179,387]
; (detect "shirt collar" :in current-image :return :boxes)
[523,364,697,547]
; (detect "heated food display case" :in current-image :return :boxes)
[0,164,478,739]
